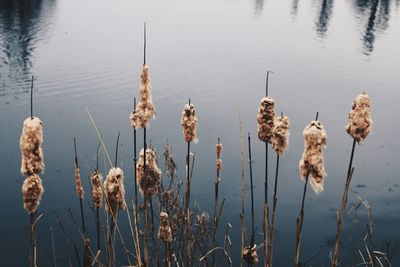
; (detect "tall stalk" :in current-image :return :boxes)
[268,154,280,266]
[248,133,255,249]
[239,114,246,267]
[212,138,222,267]
[74,138,86,236]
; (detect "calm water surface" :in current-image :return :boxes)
[1,0,400,266]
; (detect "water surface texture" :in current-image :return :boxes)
[1,0,400,266]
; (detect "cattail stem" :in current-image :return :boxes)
[294,175,309,267]
[143,22,146,66]
[185,140,192,266]
[264,141,270,266]
[30,212,38,267]
[239,114,246,267]
[331,139,357,267]
[115,132,120,168]
[248,133,255,248]
[143,195,149,266]
[269,154,280,266]
[30,76,34,119]
[74,138,86,236]
[212,138,221,267]
[133,98,138,206]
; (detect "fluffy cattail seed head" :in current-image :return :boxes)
[346,92,372,143]
[137,148,162,196]
[104,167,126,215]
[257,96,275,143]
[299,120,327,194]
[20,117,45,175]
[216,142,223,158]
[74,164,84,199]
[242,244,259,264]
[216,159,222,172]
[158,211,173,242]
[130,65,156,129]
[271,115,290,155]
[22,174,44,214]
[90,171,103,208]
[181,103,198,143]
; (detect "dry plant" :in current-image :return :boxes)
[212,139,223,267]
[332,92,372,267]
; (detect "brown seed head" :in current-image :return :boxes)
[104,167,126,215]
[74,164,84,199]
[299,120,327,194]
[158,211,173,242]
[346,92,372,143]
[130,64,156,128]
[216,142,223,159]
[20,117,45,175]
[257,96,275,143]
[137,148,162,196]
[242,244,259,264]
[181,103,198,143]
[271,115,290,155]
[22,174,44,214]
[216,159,222,172]
[90,171,103,208]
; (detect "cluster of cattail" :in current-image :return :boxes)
[216,142,223,172]
[299,120,327,194]
[242,244,259,264]
[257,96,275,142]
[20,117,45,213]
[346,92,372,143]
[137,147,162,196]
[130,65,156,129]
[74,163,84,199]
[104,167,126,215]
[181,103,198,143]
[90,171,103,208]
[158,211,173,242]
[271,115,290,155]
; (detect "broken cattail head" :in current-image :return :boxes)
[158,211,173,242]
[104,167,126,215]
[271,115,290,155]
[20,117,45,175]
[346,92,372,143]
[22,174,44,214]
[257,96,275,143]
[299,120,327,194]
[74,164,84,199]
[242,244,259,264]
[181,103,198,143]
[130,64,156,128]
[163,142,177,178]
[90,171,103,208]
[137,147,162,196]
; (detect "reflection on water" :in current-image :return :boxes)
[291,0,300,18]
[315,0,334,37]
[0,0,56,101]
[354,0,394,55]
[254,0,266,15]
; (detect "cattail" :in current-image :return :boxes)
[158,211,172,242]
[216,159,222,172]
[242,244,259,264]
[163,142,177,178]
[196,211,210,225]
[90,171,103,208]
[181,103,198,143]
[216,142,223,158]
[104,167,126,215]
[22,174,44,214]
[271,115,290,155]
[137,147,162,196]
[257,96,275,143]
[74,164,84,199]
[345,92,372,143]
[20,117,45,175]
[299,120,327,194]
[130,65,156,129]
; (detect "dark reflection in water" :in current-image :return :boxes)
[291,0,300,18]
[354,0,394,55]
[0,0,56,99]
[254,0,266,15]
[315,0,334,37]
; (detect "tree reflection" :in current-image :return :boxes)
[315,0,334,38]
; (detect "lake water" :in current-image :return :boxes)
[1,0,400,266]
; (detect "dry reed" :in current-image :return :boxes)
[104,167,126,215]
[136,147,162,196]
[90,171,103,209]
[158,211,173,242]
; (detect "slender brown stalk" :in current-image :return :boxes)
[268,154,279,266]
[212,138,222,267]
[331,139,356,267]
[185,139,191,266]
[238,114,246,267]
[31,212,37,267]
[294,175,309,267]
[248,133,255,248]
[74,138,86,236]
[30,76,34,119]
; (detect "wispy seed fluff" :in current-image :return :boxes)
[257,96,275,143]
[74,164,84,199]
[158,211,173,242]
[163,143,177,178]
[346,92,372,143]
[242,244,259,264]
[104,167,126,215]
[90,171,103,208]
[181,103,198,143]
[130,65,156,129]
[271,115,290,155]
[137,148,162,196]
[20,117,45,175]
[299,121,327,194]
[22,174,44,214]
